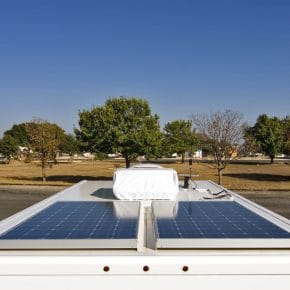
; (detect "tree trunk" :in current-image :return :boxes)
[270,155,274,164]
[218,168,223,185]
[42,160,46,182]
[181,153,185,163]
[124,154,130,168]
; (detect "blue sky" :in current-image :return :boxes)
[0,0,290,136]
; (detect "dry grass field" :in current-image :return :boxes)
[0,160,289,220]
[0,160,289,191]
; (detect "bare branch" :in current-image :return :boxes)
[192,110,243,184]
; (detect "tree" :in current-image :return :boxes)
[249,114,284,163]
[59,133,81,156]
[192,110,243,185]
[26,119,64,182]
[0,135,19,162]
[282,116,290,156]
[163,120,197,162]
[241,123,260,157]
[76,97,162,168]
[3,123,30,147]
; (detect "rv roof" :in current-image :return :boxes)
[0,180,289,252]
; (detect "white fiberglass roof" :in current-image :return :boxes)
[0,180,289,252]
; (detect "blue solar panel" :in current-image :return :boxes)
[154,201,290,239]
[0,201,138,240]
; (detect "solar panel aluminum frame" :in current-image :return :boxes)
[0,200,141,250]
[152,200,290,249]
[155,238,290,249]
[0,238,138,250]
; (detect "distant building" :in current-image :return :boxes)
[18,146,31,161]
[172,150,203,159]
[83,152,95,159]
[193,150,202,159]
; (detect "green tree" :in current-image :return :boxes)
[250,114,284,163]
[26,119,65,181]
[192,110,243,185]
[0,135,19,162]
[3,123,29,146]
[163,120,197,163]
[282,116,290,155]
[76,97,162,168]
[59,133,81,156]
[241,123,260,156]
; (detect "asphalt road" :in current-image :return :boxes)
[0,185,66,220]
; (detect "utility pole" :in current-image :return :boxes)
[189,157,192,180]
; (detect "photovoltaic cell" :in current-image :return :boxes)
[153,201,290,239]
[0,201,139,240]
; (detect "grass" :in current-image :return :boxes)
[0,159,289,191]
[0,160,289,219]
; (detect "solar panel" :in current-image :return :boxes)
[153,201,290,248]
[0,201,139,249]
